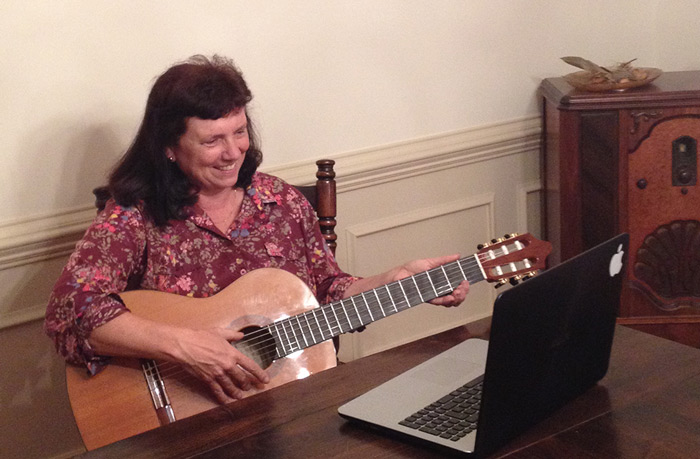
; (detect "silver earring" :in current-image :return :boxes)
[168,156,176,162]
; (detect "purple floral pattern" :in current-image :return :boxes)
[44,172,356,373]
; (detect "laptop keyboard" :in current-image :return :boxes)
[398,375,483,442]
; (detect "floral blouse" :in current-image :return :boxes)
[44,172,357,374]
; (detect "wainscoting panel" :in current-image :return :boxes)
[337,196,496,361]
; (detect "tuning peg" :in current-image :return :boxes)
[477,240,492,250]
[504,233,518,239]
[509,277,519,286]
[494,279,508,288]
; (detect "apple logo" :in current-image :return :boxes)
[609,244,624,277]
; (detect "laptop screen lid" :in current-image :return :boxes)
[337,234,627,457]
[474,233,628,456]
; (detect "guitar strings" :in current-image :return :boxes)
[224,246,517,359]
[229,248,511,356]
[138,244,521,389]
[152,254,493,383]
[234,258,479,352]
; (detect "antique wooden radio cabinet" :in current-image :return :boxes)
[540,70,700,347]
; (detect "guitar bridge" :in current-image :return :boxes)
[141,359,176,425]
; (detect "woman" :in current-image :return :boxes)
[45,55,469,404]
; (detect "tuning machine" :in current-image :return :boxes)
[511,271,538,285]
[477,233,520,250]
[494,279,508,288]
[478,237,504,250]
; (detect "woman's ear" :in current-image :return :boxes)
[165,147,176,162]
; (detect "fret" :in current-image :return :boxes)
[425,270,440,298]
[319,307,334,337]
[283,319,301,353]
[275,321,293,355]
[384,285,399,313]
[373,289,387,317]
[413,272,435,302]
[310,309,326,342]
[471,254,487,282]
[438,265,452,295]
[389,282,409,311]
[349,296,362,328]
[456,258,468,282]
[360,292,375,323]
[329,304,344,334]
[411,276,425,303]
[310,308,328,341]
[338,299,355,331]
[401,277,421,305]
[294,316,309,348]
[268,323,283,359]
[302,312,318,345]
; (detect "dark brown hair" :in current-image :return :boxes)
[97,55,262,225]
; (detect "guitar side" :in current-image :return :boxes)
[66,268,337,451]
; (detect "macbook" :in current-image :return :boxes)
[338,233,628,457]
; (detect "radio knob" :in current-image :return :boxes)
[677,168,693,184]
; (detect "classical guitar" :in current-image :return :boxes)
[66,233,551,450]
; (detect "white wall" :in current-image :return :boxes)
[1,1,700,457]
[4,0,697,223]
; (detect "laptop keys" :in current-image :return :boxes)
[399,376,483,441]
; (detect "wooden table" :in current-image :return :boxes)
[79,318,700,458]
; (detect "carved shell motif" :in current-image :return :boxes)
[633,220,700,310]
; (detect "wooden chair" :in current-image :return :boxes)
[294,159,337,255]
[294,159,341,351]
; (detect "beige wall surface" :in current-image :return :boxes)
[4,0,694,221]
[1,1,699,457]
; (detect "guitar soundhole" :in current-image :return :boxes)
[233,326,277,369]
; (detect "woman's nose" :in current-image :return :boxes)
[222,138,243,159]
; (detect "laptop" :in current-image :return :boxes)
[338,233,628,457]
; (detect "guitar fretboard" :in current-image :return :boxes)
[267,255,485,359]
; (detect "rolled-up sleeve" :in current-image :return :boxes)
[292,188,359,304]
[44,201,147,374]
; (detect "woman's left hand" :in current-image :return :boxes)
[393,254,469,308]
[342,254,470,307]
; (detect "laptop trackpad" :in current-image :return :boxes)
[410,359,481,386]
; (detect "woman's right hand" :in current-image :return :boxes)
[175,327,270,403]
[89,312,269,404]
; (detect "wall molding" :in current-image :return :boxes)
[343,193,496,275]
[265,115,541,192]
[0,207,96,271]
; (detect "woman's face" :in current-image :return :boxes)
[167,108,250,196]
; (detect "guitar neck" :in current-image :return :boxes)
[267,254,485,359]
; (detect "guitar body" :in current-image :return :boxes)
[66,268,337,450]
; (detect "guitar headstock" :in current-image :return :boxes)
[477,233,552,287]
